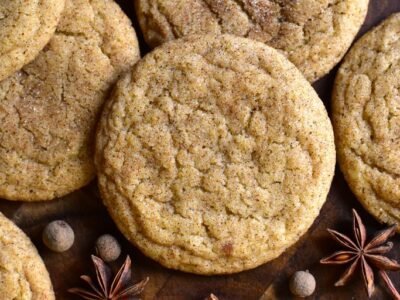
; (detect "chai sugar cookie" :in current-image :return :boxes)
[135,0,369,82]
[0,212,54,299]
[333,13,400,230]
[0,0,140,201]
[0,0,65,81]
[96,34,336,274]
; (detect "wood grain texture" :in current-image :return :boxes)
[0,1,399,299]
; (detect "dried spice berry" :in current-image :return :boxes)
[95,234,121,262]
[289,270,316,297]
[42,220,74,252]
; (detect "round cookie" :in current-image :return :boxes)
[0,212,54,299]
[0,0,140,201]
[134,0,369,82]
[0,0,65,81]
[333,13,400,230]
[96,34,336,274]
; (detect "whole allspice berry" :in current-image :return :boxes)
[42,220,74,252]
[95,234,121,262]
[289,270,316,298]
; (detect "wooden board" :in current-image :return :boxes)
[1,1,400,299]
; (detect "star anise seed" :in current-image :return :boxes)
[69,255,149,300]
[320,209,400,299]
[205,294,219,300]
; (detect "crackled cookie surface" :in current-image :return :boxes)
[96,35,336,274]
[333,13,400,230]
[0,0,140,201]
[135,0,369,82]
[0,213,54,300]
[0,0,65,81]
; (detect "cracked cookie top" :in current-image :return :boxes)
[333,13,400,231]
[134,0,369,82]
[0,0,65,81]
[0,212,54,300]
[96,34,336,274]
[0,0,140,201]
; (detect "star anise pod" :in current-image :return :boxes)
[69,255,149,300]
[320,209,400,299]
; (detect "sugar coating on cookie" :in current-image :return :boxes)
[333,13,400,230]
[0,0,65,81]
[0,0,140,201]
[135,0,369,82]
[96,34,336,274]
[0,212,54,299]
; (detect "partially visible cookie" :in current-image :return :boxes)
[0,0,140,201]
[0,212,54,299]
[134,0,369,82]
[0,0,65,81]
[96,34,336,274]
[333,13,400,230]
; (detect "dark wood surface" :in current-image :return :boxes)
[1,1,400,299]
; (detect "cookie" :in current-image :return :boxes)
[333,13,400,230]
[0,0,140,201]
[96,34,336,274]
[0,0,65,81]
[134,0,369,82]
[0,212,54,299]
